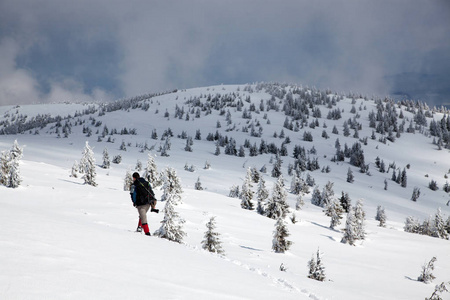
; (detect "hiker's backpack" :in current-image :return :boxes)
[135,178,155,206]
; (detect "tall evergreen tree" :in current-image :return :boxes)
[325,198,344,229]
[339,191,351,213]
[375,205,387,227]
[240,168,254,210]
[154,194,186,243]
[142,153,161,188]
[272,217,292,253]
[101,148,110,169]
[161,167,183,204]
[433,208,448,239]
[123,170,133,191]
[201,216,225,254]
[347,167,354,183]
[79,141,97,186]
[265,176,289,219]
[341,207,358,246]
[256,177,269,215]
[354,199,366,240]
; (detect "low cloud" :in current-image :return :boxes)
[1,0,449,106]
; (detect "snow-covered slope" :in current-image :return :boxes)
[1,83,449,299]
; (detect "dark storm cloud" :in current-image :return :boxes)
[0,0,449,106]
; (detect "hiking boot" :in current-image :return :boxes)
[145,232,151,236]
[151,208,159,213]
[136,226,142,232]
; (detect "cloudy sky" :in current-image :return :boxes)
[1,0,449,107]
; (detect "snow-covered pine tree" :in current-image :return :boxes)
[265,176,289,219]
[311,186,323,207]
[79,141,97,186]
[272,217,292,253]
[0,140,23,188]
[354,199,366,240]
[195,177,203,190]
[271,153,282,178]
[375,205,387,227]
[201,216,224,255]
[418,257,437,284]
[411,187,421,202]
[101,148,110,169]
[308,248,326,281]
[240,168,254,210]
[0,151,9,186]
[290,173,304,194]
[339,191,351,213]
[401,168,407,188]
[321,181,335,207]
[161,167,183,204]
[6,140,23,188]
[341,207,358,246]
[295,194,305,210]
[325,198,344,229]
[433,208,448,239]
[135,159,142,171]
[123,170,133,191]
[347,167,354,183]
[256,176,269,215]
[142,153,161,188]
[154,193,186,243]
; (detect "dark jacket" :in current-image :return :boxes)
[130,177,155,206]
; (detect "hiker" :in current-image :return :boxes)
[130,172,159,235]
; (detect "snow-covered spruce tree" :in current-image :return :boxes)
[184,136,193,152]
[195,177,203,190]
[240,168,254,210]
[256,176,269,215]
[411,187,421,202]
[308,248,326,281]
[433,208,449,239]
[295,194,305,210]
[101,148,110,169]
[311,186,323,207]
[347,167,354,183]
[354,199,366,240]
[123,170,133,191]
[324,198,344,229]
[375,205,387,227]
[271,153,282,178]
[265,176,289,219]
[321,181,335,208]
[228,185,240,198]
[403,216,420,233]
[161,167,183,204]
[341,207,358,246]
[142,153,161,188]
[79,141,97,186]
[290,173,305,195]
[154,193,186,243]
[201,216,225,255]
[0,140,23,188]
[339,191,351,213]
[0,151,10,186]
[418,257,437,284]
[272,217,292,253]
[400,168,407,188]
[135,159,142,171]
